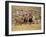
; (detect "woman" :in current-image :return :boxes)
[24,14,28,23]
[29,14,33,24]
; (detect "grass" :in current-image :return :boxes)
[12,23,41,31]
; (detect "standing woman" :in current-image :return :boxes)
[24,10,28,23]
[28,10,33,24]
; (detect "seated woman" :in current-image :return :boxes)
[24,14,28,23]
[29,14,33,24]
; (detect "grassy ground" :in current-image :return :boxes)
[12,23,41,31]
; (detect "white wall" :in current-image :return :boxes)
[0,0,46,37]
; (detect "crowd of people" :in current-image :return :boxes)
[13,10,40,24]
